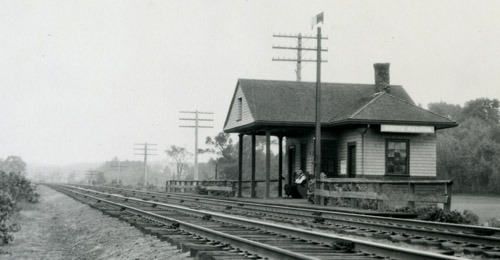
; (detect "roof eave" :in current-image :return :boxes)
[222,81,242,130]
[223,120,316,133]
[326,119,458,129]
[224,118,459,133]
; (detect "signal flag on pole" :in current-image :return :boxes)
[311,12,324,29]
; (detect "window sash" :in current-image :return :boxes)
[386,139,409,176]
[236,97,242,121]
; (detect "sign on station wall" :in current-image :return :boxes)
[340,160,347,174]
[381,124,435,134]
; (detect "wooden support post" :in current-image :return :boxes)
[232,181,237,197]
[350,181,355,208]
[408,183,416,210]
[265,130,271,199]
[238,134,243,197]
[278,135,283,197]
[288,147,293,188]
[316,180,322,205]
[444,182,452,212]
[251,134,256,198]
[320,181,326,205]
[377,183,383,210]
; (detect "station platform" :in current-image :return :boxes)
[222,196,417,218]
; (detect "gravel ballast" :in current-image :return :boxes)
[0,185,193,260]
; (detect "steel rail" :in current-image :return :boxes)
[87,185,500,240]
[58,184,467,260]
[53,186,322,260]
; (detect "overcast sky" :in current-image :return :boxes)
[1,0,499,167]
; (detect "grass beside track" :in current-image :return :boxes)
[0,185,192,260]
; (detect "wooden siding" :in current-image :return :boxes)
[364,128,436,177]
[286,128,436,179]
[224,84,254,131]
[287,129,364,178]
[409,134,436,176]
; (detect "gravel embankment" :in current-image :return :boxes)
[0,185,193,260]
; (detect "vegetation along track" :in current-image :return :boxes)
[78,185,500,259]
[48,184,475,260]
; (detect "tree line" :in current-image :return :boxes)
[429,98,500,194]
[93,133,279,187]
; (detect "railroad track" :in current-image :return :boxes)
[76,184,500,259]
[48,184,476,260]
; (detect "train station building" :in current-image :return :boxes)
[223,63,457,206]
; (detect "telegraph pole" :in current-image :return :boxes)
[273,13,327,203]
[315,26,322,193]
[272,33,328,81]
[134,143,157,187]
[179,110,214,180]
[312,12,325,204]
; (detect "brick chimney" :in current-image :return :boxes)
[374,63,390,93]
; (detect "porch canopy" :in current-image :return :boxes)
[223,79,457,198]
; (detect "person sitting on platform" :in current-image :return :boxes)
[295,170,307,185]
[284,170,307,198]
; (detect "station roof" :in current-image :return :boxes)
[328,92,457,128]
[223,79,457,134]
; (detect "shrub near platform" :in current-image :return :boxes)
[0,192,15,245]
[488,218,500,228]
[0,172,39,247]
[416,207,479,225]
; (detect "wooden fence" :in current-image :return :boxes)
[315,178,453,211]
[165,179,280,197]
[166,180,204,193]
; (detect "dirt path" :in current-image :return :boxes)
[0,185,192,260]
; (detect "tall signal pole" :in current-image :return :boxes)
[134,143,157,187]
[272,33,328,81]
[179,110,214,180]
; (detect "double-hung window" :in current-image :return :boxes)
[386,139,409,175]
[236,97,242,121]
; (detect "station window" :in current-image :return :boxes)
[386,139,409,175]
[236,97,242,121]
